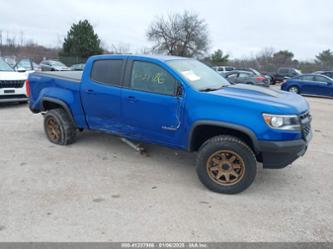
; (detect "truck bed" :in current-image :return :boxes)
[29,70,88,128]
[34,71,83,82]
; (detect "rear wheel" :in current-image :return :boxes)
[288,86,300,94]
[196,135,257,194]
[44,108,77,145]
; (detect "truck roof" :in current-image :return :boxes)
[89,54,188,62]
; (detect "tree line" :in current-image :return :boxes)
[1,12,332,72]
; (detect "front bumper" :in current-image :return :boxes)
[0,86,28,103]
[258,133,311,169]
[0,95,28,103]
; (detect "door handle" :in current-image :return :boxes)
[85,89,96,95]
[127,96,137,103]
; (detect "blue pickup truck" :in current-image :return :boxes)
[28,55,312,194]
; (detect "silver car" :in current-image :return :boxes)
[224,70,270,87]
[40,60,70,71]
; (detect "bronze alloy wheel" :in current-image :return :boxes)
[46,117,61,143]
[206,150,245,186]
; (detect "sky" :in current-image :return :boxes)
[0,0,332,60]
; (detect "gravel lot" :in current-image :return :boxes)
[0,96,332,242]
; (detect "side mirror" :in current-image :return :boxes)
[176,85,183,97]
[17,67,26,73]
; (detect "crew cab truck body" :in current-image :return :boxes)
[28,55,312,194]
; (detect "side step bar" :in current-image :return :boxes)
[120,138,146,155]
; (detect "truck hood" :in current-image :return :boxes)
[0,71,27,80]
[209,84,309,114]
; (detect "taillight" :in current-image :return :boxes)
[256,76,265,81]
[26,80,31,97]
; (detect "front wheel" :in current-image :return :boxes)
[196,135,257,194]
[288,86,300,94]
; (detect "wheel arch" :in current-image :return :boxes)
[188,121,260,154]
[41,97,76,126]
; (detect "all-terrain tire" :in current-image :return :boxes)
[196,135,257,194]
[43,108,77,145]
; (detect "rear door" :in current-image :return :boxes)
[81,59,125,134]
[121,60,183,146]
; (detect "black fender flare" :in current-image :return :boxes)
[188,120,259,153]
[40,97,76,125]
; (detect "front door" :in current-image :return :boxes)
[226,72,239,84]
[121,60,183,146]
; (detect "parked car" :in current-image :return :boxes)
[40,60,70,71]
[2,56,17,68]
[28,54,312,194]
[272,67,302,84]
[260,71,274,82]
[70,63,85,71]
[224,70,270,87]
[313,71,333,79]
[0,58,29,103]
[281,74,333,98]
[14,58,41,73]
[212,66,236,75]
[236,67,272,83]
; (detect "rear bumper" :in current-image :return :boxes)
[258,136,311,169]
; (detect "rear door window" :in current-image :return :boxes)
[314,76,330,83]
[91,59,124,86]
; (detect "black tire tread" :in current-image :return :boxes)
[44,108,77,145]
[196,135,257,194]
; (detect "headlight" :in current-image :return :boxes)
[263,113,301,130]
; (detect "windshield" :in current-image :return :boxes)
[167,59,230,91]
[0,58,14,72]
[251,68,261,75]
[49,61,66,67]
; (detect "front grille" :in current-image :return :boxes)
[0,80,25,89]
[300,111,312,140]
[0,94,27,100]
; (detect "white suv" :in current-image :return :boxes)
[212,66,236,76]
[0,58,28,103]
